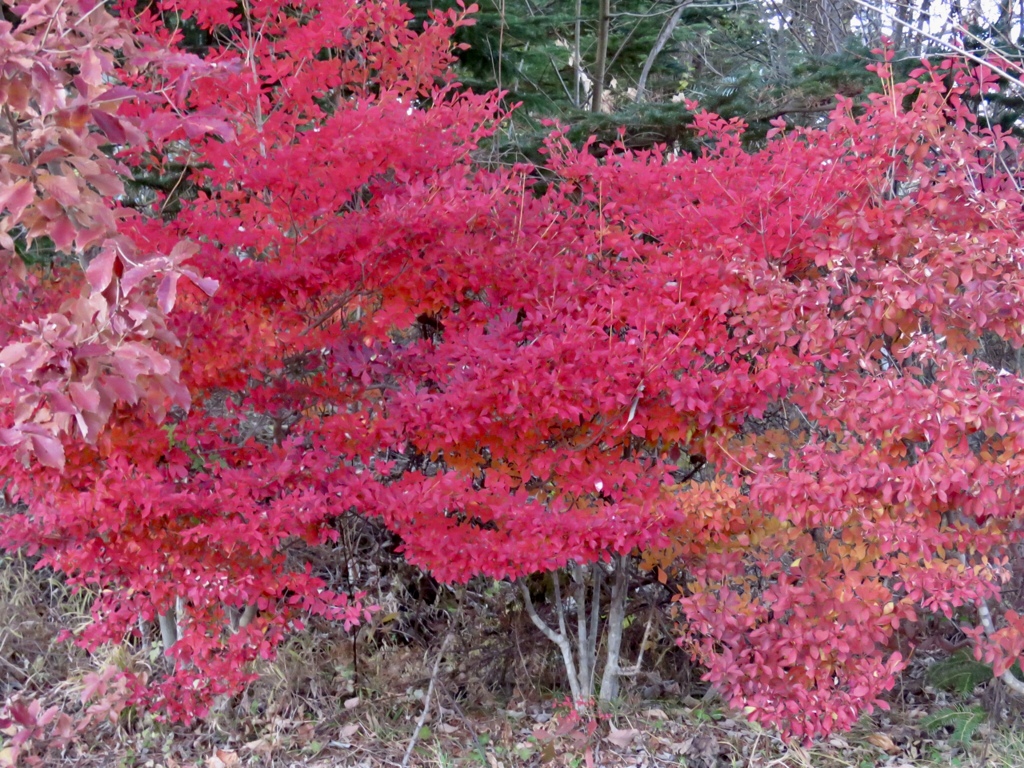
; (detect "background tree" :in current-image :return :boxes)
[416,0,1024,152]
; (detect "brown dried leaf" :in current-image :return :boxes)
[242,737,274,755]
[866,732,899,753]
[668,737,694,754]
[605,726,640,748]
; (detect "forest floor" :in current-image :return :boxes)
[4,551,1024,768]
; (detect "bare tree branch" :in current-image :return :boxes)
[520,580,583,701]
[637,3,688,102]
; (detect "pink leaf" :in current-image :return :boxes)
[86,246,118,291]
[68,382,101,413]
[98,375,140,405]
[181,115,235,141]
[158,273,179,313]
[29,433,64,470]
[37,174,81,208]
[180,268,219,296]
[91,109,127,145]
[169,240,200,263]
[79,49,105,86]
[0,180,35,221]
[121,262,162,295]
[0,427,24,447]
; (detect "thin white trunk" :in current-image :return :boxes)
[157,612,176,649]
[401,632,453,768]
[587,564,602,694]
[572,563,592,691]
[618,609,653,678]
[138,617,152,653]
[598,554,629,705]
[959,552,1024,697]
[229,603,257,633]
[175,595,186,642]
[520,580,583,701]
[157,606,178,662]
[522,557,632,706]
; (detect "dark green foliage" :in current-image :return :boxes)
[13,232,60,270]
[926,649,995,694]
[410,0,896,157]
[920,705,987,745]
[410,0,686,113]
[408,0,710,158]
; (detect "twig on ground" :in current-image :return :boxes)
[440,683,482,745]
[401,631,453,768]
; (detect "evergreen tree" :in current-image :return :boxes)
[410,0,892,155]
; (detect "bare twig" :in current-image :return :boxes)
[3,104,26,164]
[636,3,687,102]
[302,289,357,335]
[618,607,654,677]
[598,554,629,704]
[850,0,1024,88]
[440,683,482,745]
[401,631,453,768]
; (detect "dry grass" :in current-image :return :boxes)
[0,553,95,703]
[4,551,1024,768]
